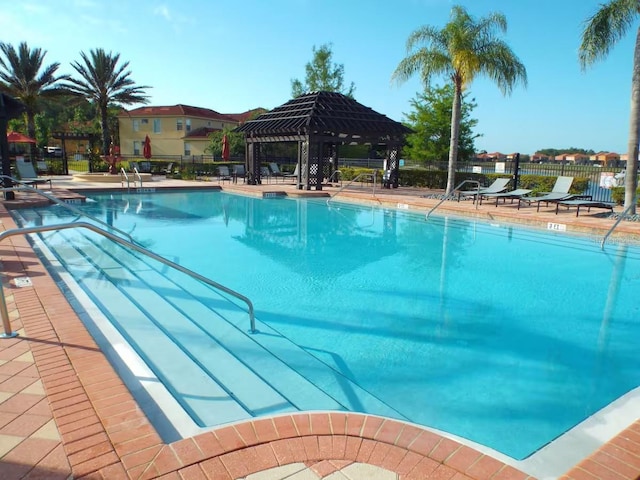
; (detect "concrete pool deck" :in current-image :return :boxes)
[0,175,639,479]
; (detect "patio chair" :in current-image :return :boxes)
[162,162,174,176]
[269,162,285,181]
[15,158,52,189]
[129,161,140,172]
[554,199,615,217]
[232,164,246,183]
[457,177,510,202]
[36,160,48,174]
[517,176,575,211]
[480,188,533,207]
[260,166,272,184]
[218,165,232,183]
[283,164,299,181]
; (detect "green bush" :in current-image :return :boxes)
[394,169,590,193]
[610,186,640,205]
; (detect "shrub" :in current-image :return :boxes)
[610,187,640,205]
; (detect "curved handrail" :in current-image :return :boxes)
[0,221,256,338]
[326,170,342,185]
[120,167,130,190]
[327,171,377,205]
[133,167,142,187]
[601,201,637,250]
[426,179,481,219]
[0,175,137,245]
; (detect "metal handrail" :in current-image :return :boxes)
[327,171,377,205]
[326,170,342,185]
[120,167,130,190]
[426,179,481,219]
[601,201,637,249]
[0,221,256,338]
[0,176,137,245]
[133,167,143,187]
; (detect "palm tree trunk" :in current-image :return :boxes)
[26,111,36,158]
[100,104,110,155]
[624,26,640,214]
[446,81,462,194]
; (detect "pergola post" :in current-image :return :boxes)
[247,141,260,185]
[384,145,400,188]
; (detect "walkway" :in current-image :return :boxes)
[0,176,639,479]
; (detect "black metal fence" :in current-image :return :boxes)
[428,160,625,202]
[44,153,624,202]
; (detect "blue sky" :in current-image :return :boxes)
[1,0,636,155]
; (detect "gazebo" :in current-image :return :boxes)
[235,91,412,190]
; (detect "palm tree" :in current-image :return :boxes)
[580,0,640,214]
[63,49,150,155]
[0,42,68,145]
[392,5,527,194]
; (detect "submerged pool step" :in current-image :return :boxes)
[35,227,354,423]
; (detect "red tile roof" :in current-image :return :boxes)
[120,104,238,123]
[183,126,221,139]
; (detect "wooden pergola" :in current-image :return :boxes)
[236,91,412,190]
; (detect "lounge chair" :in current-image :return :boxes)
[518,176,575,211]
[269,162,285,181]
[218,165,232,183]
[260,166,272,184]
[232,164,246,183]
[15,158,52,189]
[554,200,615,217]
[162,162,174,175]
[457,177,510,202]
[283,164,299,181]
[480,188,533,207]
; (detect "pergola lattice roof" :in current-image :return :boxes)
[236,91,412,141]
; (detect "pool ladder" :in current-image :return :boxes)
[601,201,637,249]
[426,179,480,219]
[120,167,143,191]
[327,171,377,205]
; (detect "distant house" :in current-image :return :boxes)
[487,152,506,160]
[594,151,621,166]
[531,152,550,162]
[565,153,590,164]
[118,105,246,157]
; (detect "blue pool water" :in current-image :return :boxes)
[12,190,640,460]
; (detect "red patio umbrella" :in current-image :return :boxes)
[221,134,230,161]
[7,131,36,144]
[143,135,152,159]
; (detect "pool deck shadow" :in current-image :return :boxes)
[0,176,639,479]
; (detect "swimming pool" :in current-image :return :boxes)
[11,190,640,460]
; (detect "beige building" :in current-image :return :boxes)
[117,105,240,157]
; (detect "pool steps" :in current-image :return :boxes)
[22,210,403,430]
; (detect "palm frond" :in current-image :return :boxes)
[579,0,638,69]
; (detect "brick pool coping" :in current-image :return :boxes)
[1,192,639,479]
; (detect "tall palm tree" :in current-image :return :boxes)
[392,5,527,194]
[580,0,640,214]
[0,42,68,144]
[63,49,150,155]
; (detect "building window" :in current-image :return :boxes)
[133,119,139,132]
[186,119,191,132]
[153,119,161,133]
[141,119,148,124]
[184,142,191,156]
[176,119,183,131]
[133,141,141,155]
